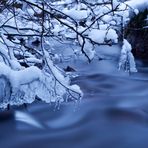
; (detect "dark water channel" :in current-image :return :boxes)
[1,46,148,148]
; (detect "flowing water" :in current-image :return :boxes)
[1,45,148,148]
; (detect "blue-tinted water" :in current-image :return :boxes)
[1,45,148,148]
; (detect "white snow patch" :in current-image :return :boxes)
[63,8,88,20]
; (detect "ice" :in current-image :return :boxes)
[119,39,137,73]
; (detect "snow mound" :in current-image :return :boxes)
[0,62,82,109]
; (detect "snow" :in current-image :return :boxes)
[102,15,113,22]
[0,0,145,109]
[27,8,34,16]
[113,0,120,9]
[0,61,82,109]
[19,58,42,64]
[99,24,109,30]
[134,9,139,15]
[89,29,106,43]
[53,0,73,5]
[89,29,118,44]
[121,39,132,53]
[119,39,137,73]
[126,0,148,10]
[106,29,118,43]
[0,63,41,88]
[83,40,95,61]
[63,8,88,20]
[69,85,82,96]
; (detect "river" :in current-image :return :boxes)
[1,44,148,148]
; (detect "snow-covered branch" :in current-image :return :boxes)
[0,0,139,109]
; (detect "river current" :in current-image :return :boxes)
[1,45,148,148]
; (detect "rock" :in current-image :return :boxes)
[64,66,76,72]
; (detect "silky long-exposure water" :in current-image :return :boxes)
[1,45,148,148]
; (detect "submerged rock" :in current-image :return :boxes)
[64,66,76,72]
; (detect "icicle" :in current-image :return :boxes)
[118,39,137,73]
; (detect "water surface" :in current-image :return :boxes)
[1,45,148,148]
